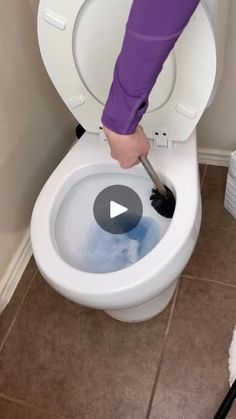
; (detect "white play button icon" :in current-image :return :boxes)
[110,201,128,219]
[93,185,143,234]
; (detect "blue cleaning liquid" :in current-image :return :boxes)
[74,216,160,273]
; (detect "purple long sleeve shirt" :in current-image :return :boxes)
[101,0,200,135]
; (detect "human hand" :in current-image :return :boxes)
[103,125,150,169]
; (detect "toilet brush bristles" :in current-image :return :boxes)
[150,186,176,219]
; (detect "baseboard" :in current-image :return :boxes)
[197,147,231,166]
[0,229,32,314]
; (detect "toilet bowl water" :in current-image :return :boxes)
[62,216,159,273]
[54,170,171,273]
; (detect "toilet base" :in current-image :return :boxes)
[105,279,179,323]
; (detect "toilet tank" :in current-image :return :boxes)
[202,0,230,105]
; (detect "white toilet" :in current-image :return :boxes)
[31,0,229,322]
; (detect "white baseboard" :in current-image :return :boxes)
[0,229,32,314]
[197,147,231,166]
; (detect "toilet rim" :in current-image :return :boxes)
[31,149,199,306]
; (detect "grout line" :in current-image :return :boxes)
[145,280,181,419]
[0,268,38,354]
[200,164,208,189]
[182,273,236,289]
[0,392,68,419]
[163,282,181,339]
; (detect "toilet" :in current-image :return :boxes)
[31,0,229,322]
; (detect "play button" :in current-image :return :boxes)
[110,201,128,219]
[93,185,143,234]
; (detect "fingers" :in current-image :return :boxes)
[119,158,140,169]
[139,140,150,160]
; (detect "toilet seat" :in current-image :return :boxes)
[31,130,201,310]
[38,0,216,142]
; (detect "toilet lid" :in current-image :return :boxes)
[37,0,216,142]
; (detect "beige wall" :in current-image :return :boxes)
[198,0,236,151]
[0,0,75,278]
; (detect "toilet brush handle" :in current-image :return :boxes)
[139,156,167,198]
[213,379,236,418]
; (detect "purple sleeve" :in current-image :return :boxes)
[101,0,200,135]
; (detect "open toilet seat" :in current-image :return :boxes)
[31,130,201,311]
[38,0,216,142]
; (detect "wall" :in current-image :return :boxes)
[198,0,236,151]
[0,0,76,279]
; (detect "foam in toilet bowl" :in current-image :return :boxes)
[71,216,159,273]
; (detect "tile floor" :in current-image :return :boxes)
[0,165,236,419]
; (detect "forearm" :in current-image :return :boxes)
[101,0,200,135]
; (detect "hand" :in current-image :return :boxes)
[103,125,150,169]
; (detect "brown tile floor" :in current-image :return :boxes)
[0,165,236,419]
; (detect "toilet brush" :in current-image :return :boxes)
[213,379,236,419]
[139,156,176,218]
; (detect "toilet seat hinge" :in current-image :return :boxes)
[152,129,173,149]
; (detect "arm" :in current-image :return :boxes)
[102,0,200,136]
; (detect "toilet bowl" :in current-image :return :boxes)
[31,128,201,322]
[31,0,223,322]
